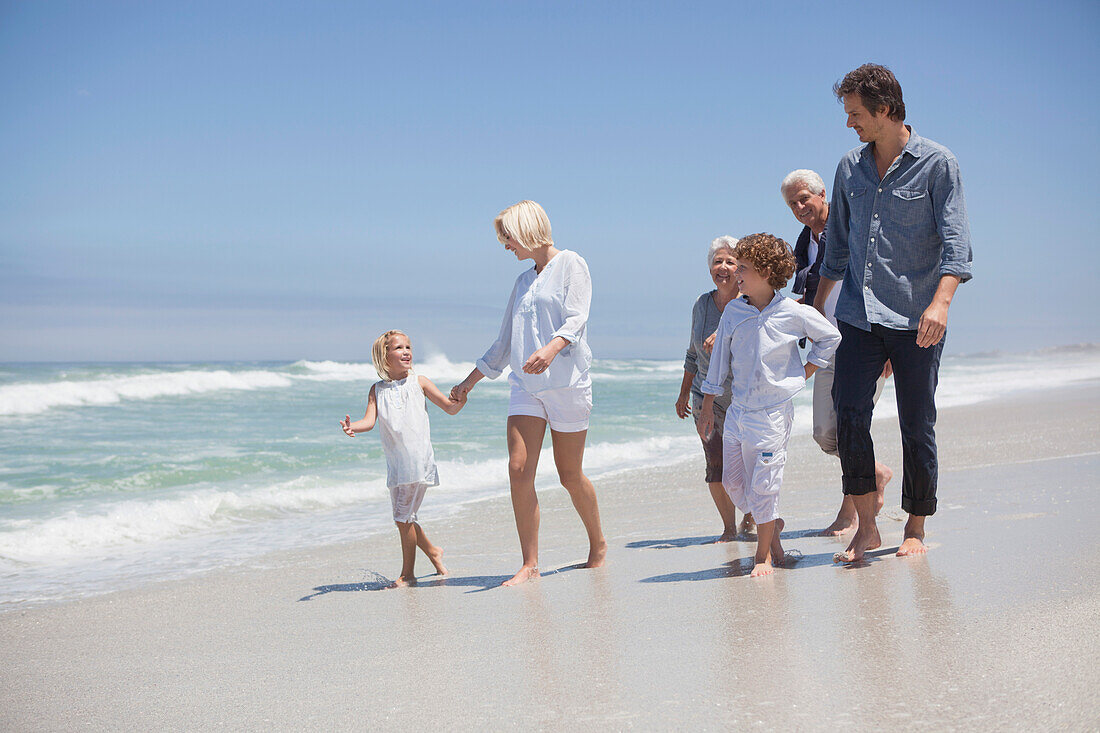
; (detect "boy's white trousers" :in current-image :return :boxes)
[721,401,794,524]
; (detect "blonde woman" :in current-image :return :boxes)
[452,200,606,586]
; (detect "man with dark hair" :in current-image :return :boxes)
[814,63,972,561]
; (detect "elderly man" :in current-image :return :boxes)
[782,169,892,535]
[815,64,972,561]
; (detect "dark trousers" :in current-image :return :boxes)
[832,320,944,516]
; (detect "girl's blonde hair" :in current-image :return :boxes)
[372,329,408,381]
[494,200,553,251]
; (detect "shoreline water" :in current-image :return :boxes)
[1,381,1097,729]
[2,345,1100,611]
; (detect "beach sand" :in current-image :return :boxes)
[2,384,1098,730]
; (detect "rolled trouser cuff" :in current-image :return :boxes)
[842,475,877,495]
[902,496,937,516]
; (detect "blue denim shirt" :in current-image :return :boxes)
[821,128,972,331]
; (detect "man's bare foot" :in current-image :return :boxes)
[426,547,448,576]
[835,522,881,563]
[770,518,785,561]
[391,574,415,588]
[584,539,608,568]
[896,537,927,556]
[750,559,774,578]
[739,513,756,536]
[502,565,539,586]
[820,514,857,536]
[716,527,739,543]
[874,462,893,515]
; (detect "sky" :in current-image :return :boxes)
[2,1,1098,362]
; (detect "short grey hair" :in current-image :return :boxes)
[708,235,738,269]
[780,169,826,200]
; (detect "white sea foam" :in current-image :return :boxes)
[293,354,488,385]
[0,369,293,416]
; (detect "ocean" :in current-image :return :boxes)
[2,345,1098,609]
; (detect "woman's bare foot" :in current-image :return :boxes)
[584,539,607,568]
[874,462,893,515]
[750,559,774,577]
[502,565,539,586]
[738,513,756,536]
[426,546,448,576]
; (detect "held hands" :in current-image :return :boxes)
[882,360,893,380]
[340,415,356,437]
[450,381,473,403]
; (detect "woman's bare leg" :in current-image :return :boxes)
[503,415,546,586]
[550,429,607,568]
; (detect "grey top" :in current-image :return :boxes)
[684,290,732,414]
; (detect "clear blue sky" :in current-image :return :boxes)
[2,1,1098,361]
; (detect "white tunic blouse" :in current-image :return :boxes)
[476,249,593,394]
[701,292,841,411]
[374,371,440,489]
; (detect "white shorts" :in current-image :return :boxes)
[722,401,794,525]
[389,482,429,524]
[508,384,592,433]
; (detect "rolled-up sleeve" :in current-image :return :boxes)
[700,310,731,396]
[801,306,842,367]
[932,156,973,283]
[549,256,591,344]
[475,280,520,379]
[820,163,851,283]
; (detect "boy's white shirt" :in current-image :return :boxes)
[701,291,841,410]
[476,249,593,394]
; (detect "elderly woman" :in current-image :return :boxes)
[675,236,754,542]
[452,200,606,586]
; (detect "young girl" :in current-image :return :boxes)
[340,329,466,586]
[698,233,841,577]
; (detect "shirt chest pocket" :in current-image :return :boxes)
[889,187,931,228]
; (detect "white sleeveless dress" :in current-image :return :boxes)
[375,372,439,522]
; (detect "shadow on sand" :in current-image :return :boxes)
[299,563,589,600]
[638,545,900,583]
[626,527,822,550]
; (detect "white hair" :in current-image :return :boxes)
[780,169,826,200]
[708,235,738,269]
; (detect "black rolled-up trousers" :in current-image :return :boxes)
[832,320,944,516]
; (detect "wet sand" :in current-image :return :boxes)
[2,384,1098,730]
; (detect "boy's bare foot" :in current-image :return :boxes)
[874,462,893,515]
[739,513,756,536]
[835,522,881,563]
[426,546,448,576]
[770,518,785,562]
[584,539,607,568]
[750,559,774,577]
[502,565,539,586]
[896,515,927,556]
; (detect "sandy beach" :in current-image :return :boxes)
[2,383,1098,731]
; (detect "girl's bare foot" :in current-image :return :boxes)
[502,565,539,586]
[426,547,448,576]
[738,513,756,536]
[584,539,607,568]
[750,559,774,578]
[716,526,739,543]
